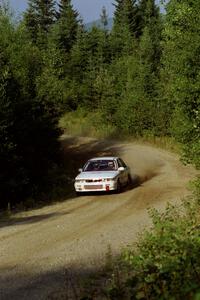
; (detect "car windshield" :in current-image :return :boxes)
[83,160,117,172]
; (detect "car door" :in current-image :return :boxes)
[117,158,128,185]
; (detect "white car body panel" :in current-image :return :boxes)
[75,171,119,180]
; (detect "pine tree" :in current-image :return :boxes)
[24,5,38,43]
[55,0,79,53]
[110,0,141,58]
[135,0,162,134]
[137,0,160,37]
[24,0,56,44]
[141,0,162,74]
[113,0,140,38]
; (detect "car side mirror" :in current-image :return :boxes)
[118,167,125,172]
[78,168,83,173]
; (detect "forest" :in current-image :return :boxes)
[0,0,199,208]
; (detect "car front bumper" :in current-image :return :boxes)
[74,181,117,192]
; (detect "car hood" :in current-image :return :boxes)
[75,171,119,180]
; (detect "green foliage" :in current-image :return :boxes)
[101,8,162,136]
[24,0,56,46]
[59,108,116,138]
[161,0,200,168]
[68,25,113,109]
[93,195,200,300]
[0,10,61,208]
[91,0,163,137]
[0,50,22,207]
[56,0,80,53]
[113,0,141,39]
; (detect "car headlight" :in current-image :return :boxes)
[103,178,114,182]
[75,179,84,183]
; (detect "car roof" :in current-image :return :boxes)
[89,157,119,161]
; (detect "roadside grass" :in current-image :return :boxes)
[59,108,180,154]
[59,108,117,140]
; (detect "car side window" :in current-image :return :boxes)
[118,158,127,168]
[117,159,123,168]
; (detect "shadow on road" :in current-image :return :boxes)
[0,262,110,300]
[0,211,71,229]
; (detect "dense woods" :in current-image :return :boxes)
[0,0,199,208]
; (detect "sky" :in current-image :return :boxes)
[9,0,115,23]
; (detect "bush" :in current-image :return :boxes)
[102,194,199,300]
[59,107,117,139]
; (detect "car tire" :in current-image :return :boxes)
[127,174,132,186]
[76,191,81,197]
[116,179,122,193]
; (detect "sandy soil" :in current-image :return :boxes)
[0,136,198,299]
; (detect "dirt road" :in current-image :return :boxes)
[0,136,197,299]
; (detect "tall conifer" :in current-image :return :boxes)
[111,0,138,57]
[24,0,56,44]
[141,0,162,73]
[113,0,140,38]
[56,0,79,53]
[137,0,160,35]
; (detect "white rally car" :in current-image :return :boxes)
[74,157,132,194]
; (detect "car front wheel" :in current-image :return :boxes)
[116,179,122,193]
[127,174,132,186]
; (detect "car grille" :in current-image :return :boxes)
[84,185,103,190]
[85,179,102,183]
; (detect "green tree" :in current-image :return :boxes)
[0,39,23,206]
[0,12,61,207]
[69,23,112,109]
[161,0,200,168]
[113,0,140,36]
[55,0,80,53]
[142,0,162,72]
[107,0,162,135]
[110,0,138,58]
[24,0,56,45]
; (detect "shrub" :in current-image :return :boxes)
[106,197,200,300]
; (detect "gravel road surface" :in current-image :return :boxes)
[0,136,197,299]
